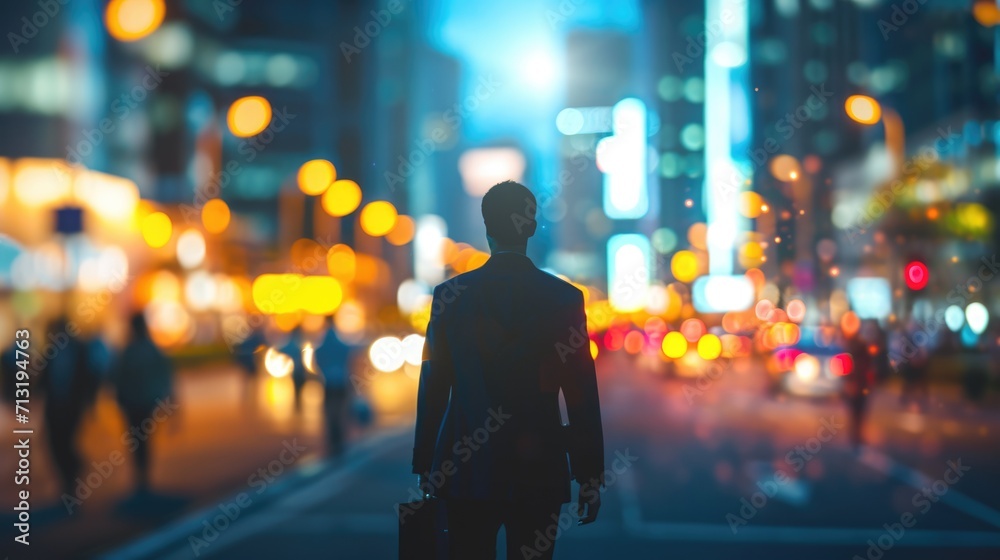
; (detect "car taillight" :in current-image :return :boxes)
[831,353,853,376]
[774,347,803,370]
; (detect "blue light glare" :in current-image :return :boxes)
[846,277,892,319]
[697,0,752,312]
[607,233,653,312]
[601,98,649,220]
[692,275,754,313]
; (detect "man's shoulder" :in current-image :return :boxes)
[430,269,480,302]
[534,268,584,300]
[431,265,582,303]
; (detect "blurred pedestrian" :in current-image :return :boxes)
[844,320,875,450]
[234,323,265,405]
[79,332,110,417]
[313,321,354,457]
[41,317,90,495]
[899,318,930,409]
[869,320,891,383]
[112,312,175,491]
[280,327,307,412]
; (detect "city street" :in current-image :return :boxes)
[97,353,1000,560]
[2,1,1000,559]
[0,362,415,560]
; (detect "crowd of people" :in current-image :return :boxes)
[0,313,361,504]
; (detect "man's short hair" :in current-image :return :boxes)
[481,180,536,244]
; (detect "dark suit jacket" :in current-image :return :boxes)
[412,252,604,504]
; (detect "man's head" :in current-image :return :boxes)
[481,180,536,248]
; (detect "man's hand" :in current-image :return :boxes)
[576,480,602,525]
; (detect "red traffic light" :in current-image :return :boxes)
[830,352,854,376]
[904,261,928,290]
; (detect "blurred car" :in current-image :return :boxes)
[767,331,853,398]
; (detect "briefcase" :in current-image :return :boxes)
[396,496,448,559]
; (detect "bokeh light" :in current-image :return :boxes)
[251,274,343,315]
[794,353,820,382]
[738,241,764,268]
[326,244,357,281]
[769,155,802,181]
[264,347,293,378]
[662,331,687,359]
[755,299,774,321]
[360,201,398,237]
[671,250,699,283]
[974,1,1000,26]
[687,223,708,250]
[298,159,336,195]
[321,179,362,217]
[680,318,707,342]
[12,159,71,208]
[841,311,861,338]
[184,270,217,310]
[386,215,415,246]
[845,94,881,125]
[830,353,853,376]
[335,300,366,343]
[176,229,206,269]
[739,191,764,218]
[201,199,231,234]
[904,261,928,290]
[623,331,645,354]
[651,228,678,253]
[227,96,273,137]
[945,305,965,332]
[402,334,425,366]
[370,336,405,372]
[141,211,172,248]
[786,299,806,323]
[697,333,722,360]
[966,302,989,335]
[105,0,165,42]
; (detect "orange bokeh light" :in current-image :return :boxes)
[386,215,415,246]
[105,0,165,42]
[845,95,881,125]
[227,96,272,137]
[298,159,336,196]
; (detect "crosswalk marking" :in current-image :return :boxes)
[617,460,1000,547]
[857,446,1000,529]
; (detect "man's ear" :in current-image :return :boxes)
[525,220,537,238]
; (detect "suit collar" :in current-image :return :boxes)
[486,251,535,269]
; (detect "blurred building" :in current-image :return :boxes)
[644,0,707,239]
[746,0,866,311]
[827,1,1000,326]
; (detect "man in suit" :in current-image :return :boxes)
[412,180,605,559]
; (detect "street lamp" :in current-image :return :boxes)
[845,94,904,175]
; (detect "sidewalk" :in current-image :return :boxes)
[0,362,416,560]
[99,424,416,560]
